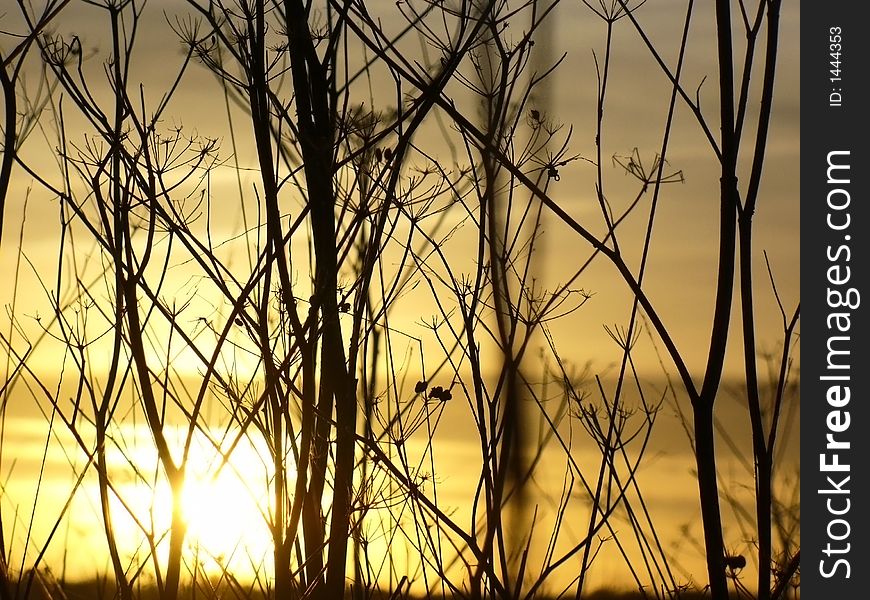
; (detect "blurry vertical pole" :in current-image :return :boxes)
[476,0,555,590]
[476,3,516,592]
[506,0,555,586]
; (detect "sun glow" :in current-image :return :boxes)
[103,427,281,579]
[178,459,275,568]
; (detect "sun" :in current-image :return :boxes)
[178,459,274,568]
[176,430,279,571]
[102,427,281,578]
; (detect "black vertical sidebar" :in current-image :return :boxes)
[801,2,869,598]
